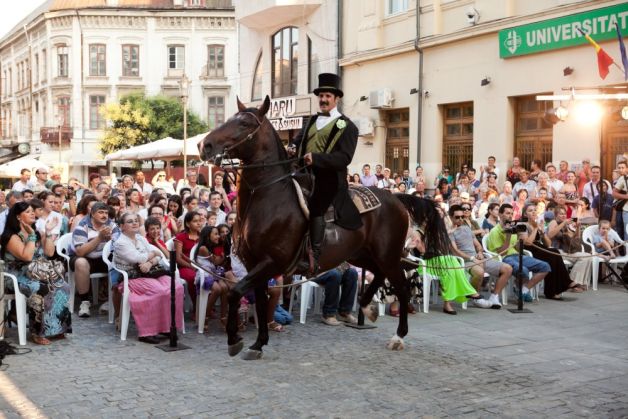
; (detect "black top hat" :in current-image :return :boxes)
[313,73,343,98]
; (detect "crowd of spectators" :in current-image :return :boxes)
[1,154,626,344]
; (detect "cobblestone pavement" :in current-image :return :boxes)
[1,285,628,418]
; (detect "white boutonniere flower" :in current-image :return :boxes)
[336,119,347,129]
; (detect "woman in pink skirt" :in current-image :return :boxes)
[114,211,184,344]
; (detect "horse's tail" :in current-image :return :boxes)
[395,194,450,257]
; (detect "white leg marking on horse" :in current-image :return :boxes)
[386,334,405,351]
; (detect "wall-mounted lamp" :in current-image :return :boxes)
[410,88,419,95]
[544,105,569,124]
[621,105,628,120]
[359,95,368,102]
[563,66,574,76]
[480,77,491,87]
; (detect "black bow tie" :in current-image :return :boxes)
[317,112,331,117]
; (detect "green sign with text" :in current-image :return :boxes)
[499,3,628,58]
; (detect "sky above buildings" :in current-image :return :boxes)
[0,0,47,39]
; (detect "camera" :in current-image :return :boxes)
[504,218,527,234]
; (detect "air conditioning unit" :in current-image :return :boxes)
[369,88,393,109]
[355,117,374,137]
[173,0,184,6]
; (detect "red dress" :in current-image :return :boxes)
[175,232,199,306]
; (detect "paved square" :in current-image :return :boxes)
[1,286,628,418]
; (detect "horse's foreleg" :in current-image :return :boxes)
[359,272,384,323]
[388,268,409,350]
[227,258,274,357]
[241,282,269,360]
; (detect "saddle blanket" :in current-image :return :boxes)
[324,185,381,223]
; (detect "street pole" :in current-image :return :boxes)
[179,74,190,183]
[183,96,188,178]
[508,237,532,314]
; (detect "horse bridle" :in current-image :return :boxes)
[219,111,265,161]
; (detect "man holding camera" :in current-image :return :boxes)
[487,204,550,302]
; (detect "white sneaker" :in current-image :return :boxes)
[99,302,109,313]
[488,294,502,309]
[472,298,492,309]
[78,301,91,318]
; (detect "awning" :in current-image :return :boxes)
[104,133,210,162]
[0,155,49,178]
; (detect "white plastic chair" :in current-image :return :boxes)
[582,225,628,291]
[103,240,185,340]
[56,232,108,312]
[0,272,27,346]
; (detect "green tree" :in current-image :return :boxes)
[99,93,208,162]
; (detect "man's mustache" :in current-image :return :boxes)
[319,101,329,106]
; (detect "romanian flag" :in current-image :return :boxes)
[615,23,628,81]
[577,28,614,79]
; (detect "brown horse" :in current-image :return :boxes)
[200,96,449,359]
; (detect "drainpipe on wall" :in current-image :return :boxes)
[337,0,343,108]
[75,10,86,177]
[413,0,423,166]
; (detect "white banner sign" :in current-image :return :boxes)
[270,117,303,131]
[269,97,296,119]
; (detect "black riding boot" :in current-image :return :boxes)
[309,216,326,275]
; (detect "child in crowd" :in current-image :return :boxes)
[194,225,237,330]
[592,220,620,260]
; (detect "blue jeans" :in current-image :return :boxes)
[314,268,358,316]
[502,255,551,279]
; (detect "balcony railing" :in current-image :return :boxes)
[40,127,73,145]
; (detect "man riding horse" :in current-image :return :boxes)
[290,73,362,275]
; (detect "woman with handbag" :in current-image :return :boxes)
[113,211,184,344]
[0,202,71,345]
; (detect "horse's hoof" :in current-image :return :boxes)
[386,335,405,351]
[241,349,263,361]
[362,305,378,323]
[228,340,244,357]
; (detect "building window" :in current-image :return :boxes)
[89,44,106,76]
[57,46,69,77]
[207,45,224,78]
[207,96,225,129]
[89,95,105,129]
[387,0,408,16]
[58,96,71,127]
[34,54,39,83]
[385,109,410,174]
[515,96,553,170]
[308,37,320,94]
[272,27,298,98]
[41,49,47,81]
[122,44,140,77]
[442,102,473,174]
[168,45,185,70]
[251,52,263,101]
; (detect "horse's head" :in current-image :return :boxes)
[200,95,271,165]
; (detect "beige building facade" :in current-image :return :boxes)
[235,0,340,144]
[0,0,236,181]
[341,0,628,183]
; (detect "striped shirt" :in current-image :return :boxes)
[71,216,119,259]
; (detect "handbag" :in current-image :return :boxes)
[128,262,169,280]
[26,257,66,288]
